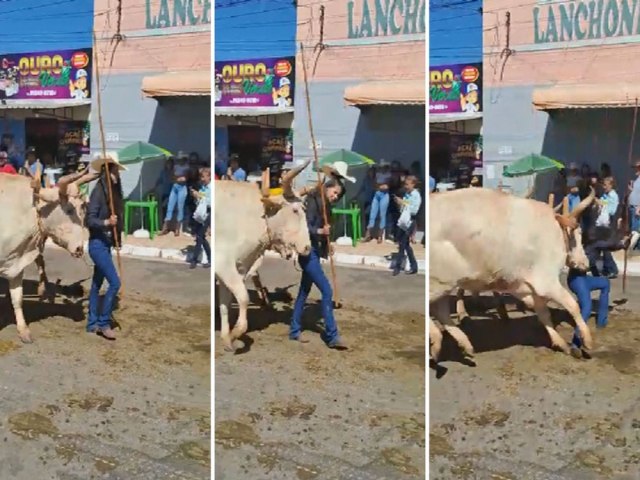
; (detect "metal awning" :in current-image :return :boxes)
[142,70,210,97]
[344,80,425,106]
[214,106,294,116]
[0,99,91,109]
[533,84,640,110]
[429,112,482,123]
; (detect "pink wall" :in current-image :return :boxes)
[93,0,211,74]
[484,0,640,87]
[296,0,425,82]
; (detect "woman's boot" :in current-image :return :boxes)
[159,221,171,235]
[377,230,384,244]
[174,223,182,237]
[363,228,373,242]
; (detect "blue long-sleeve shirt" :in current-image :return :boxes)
[87,179,123,246]
[402,189,422,217]
[304,190,332,258]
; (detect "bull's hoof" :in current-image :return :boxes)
[570,346,583,359]
[18,331,33,344]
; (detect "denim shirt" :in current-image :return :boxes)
[403,189,422,217]
[305,191,332,258]
[87,179,123,246]
[601,189,619,217]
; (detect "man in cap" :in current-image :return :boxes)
[566,162,581,212]
[22,146,43,180]
[226,154,246,181]
[272,77,292,108]
[460,83,479,113]
[69,68,89,99]
[0,150,17,174]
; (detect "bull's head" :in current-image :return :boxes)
[260,159,312,259]
[554,188,595,271]
[32,168,99,258]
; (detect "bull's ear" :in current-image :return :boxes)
[261,197,284,216]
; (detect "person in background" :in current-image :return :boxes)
[214,145,227,179]
[364,159,392,243]
[566,162,581,212]
[227,155,246,181]
[22,146,42,180]
[589,176,620,278]
[600,162,612,179]
[160,153,190,236]
[627,160,640,251]
[290,177,347,350]
[567,266,610,354]
[356,166,376,225]
[155,156,175,223]
[189,167,211,269]
[387,160,406,242]
[429,175,436,193]
[0,150,17,174]
[86,155,126,340]
[393,175,422,276]
[184,152,202,235]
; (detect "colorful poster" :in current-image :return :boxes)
[450,135,483,188]
[429,63,482,114]
[0,49,92,101]
[0,118,25,169]
[58,121,90,158]
[215,57,295,108]
[261,128,294,189]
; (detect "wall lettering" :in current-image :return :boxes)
[145,0,211,30]
[347,0,426,39]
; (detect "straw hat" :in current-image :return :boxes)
[323,161,356,183]
[90,152,128,172]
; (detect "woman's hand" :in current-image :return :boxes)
[318,225,330,236]
[104,215,117,227]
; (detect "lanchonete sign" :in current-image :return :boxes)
[429,63,482,114]
[0,48,92,101]
[214,57,295,109]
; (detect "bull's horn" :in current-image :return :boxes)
[74,169,100,186]
[553,203,563,213]
[282,158,312,198]
[57,170,85,197]
[555,214,578,230]
[31,170,42,193]
[570,187,595,218]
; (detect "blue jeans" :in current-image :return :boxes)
[165,183,187,223]
[88,238,121,331]
[395,220,417,272]
[367,190,389,230]
[290,248,340,345]
[568,274,610,347]
[192,212,211,265]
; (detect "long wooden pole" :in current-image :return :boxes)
[623,99,639,293]
[93,31,124,294]
[300,43,341,308]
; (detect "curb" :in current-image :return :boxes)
[44,239,425,272]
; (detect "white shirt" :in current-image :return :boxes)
[630,176,640,206]
[463,102,479,113]
[274,96,289,108]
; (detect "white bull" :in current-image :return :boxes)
[215,160,312,352]
[0,169,97,343]
[430,187,596,362]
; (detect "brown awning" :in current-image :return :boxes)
[142,70,210,97]
[344,80,425,106]
[533,84,640,110]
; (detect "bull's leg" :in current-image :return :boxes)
[218,268,250,347]
[432,296,474,359]
[543,284,593,351]
[455,288,468,322]
[35,253,49,299]
[9,274,32,344]
[217,281,234,352]
[251,273,270,308]
[429,319,444,362]
[530,294,571,355]
[494,292,510,321]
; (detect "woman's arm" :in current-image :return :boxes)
[86,188,109,230]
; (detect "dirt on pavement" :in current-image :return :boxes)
[215,259,426,480]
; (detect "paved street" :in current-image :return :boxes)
[215,258,426,479]
[430,275,640,479]
[0,249,210,479]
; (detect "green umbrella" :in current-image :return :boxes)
[313,149,375,170]
[503,153,564,177]
[118,141,172,165]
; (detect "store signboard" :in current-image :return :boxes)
[450,135,482,188]
[0,48,92,101]
[215,57,295,108]
[429,63,482,114]
[58,121,90,157]
[0,118,25,169]
[261,128,293,189]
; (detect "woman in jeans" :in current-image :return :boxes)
[86,155,126,340]
[290,178,347,349]
[160,154,190,236]
[393,176,422,276]
[189,167,211,269]
[364,160,392,243]
[567,267,610,354]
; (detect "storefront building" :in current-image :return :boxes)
[214,57,295,185]
[483,0,640,196]
[295,0,426,178]
[92,0,210,196]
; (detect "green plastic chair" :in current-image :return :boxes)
[332,204,362,247]
[124,195,159,239]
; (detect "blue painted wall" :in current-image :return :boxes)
[0,0,93,53]
[429,0,482,66]
[214,0,296,60]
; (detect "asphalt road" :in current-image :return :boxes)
[430,275,640,480]
[214,258,426,479]
[0,249,210,479]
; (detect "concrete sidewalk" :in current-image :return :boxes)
[45,235,427,273]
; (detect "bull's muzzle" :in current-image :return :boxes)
[302,245,311,256]
[73,246,84,258]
